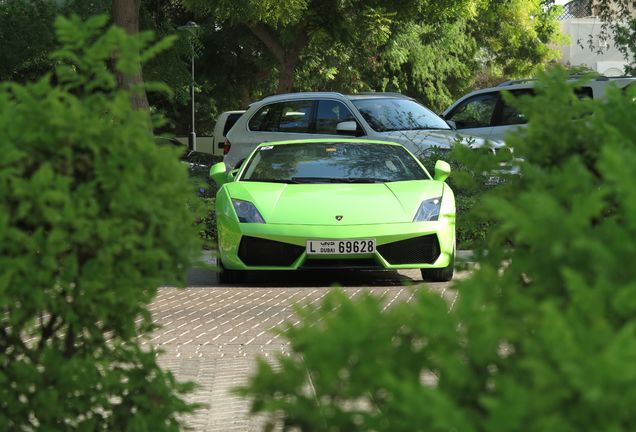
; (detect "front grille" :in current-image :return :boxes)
[238,236,304,267]
[301,258,381,269]
[377,235,440,265]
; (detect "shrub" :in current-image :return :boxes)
[420,145,506,249]
[0,15,200,430]
[238,68,636,430]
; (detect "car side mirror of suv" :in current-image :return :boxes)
[336,121,358,136]
[210,162,228,186]
[433,160,451,182]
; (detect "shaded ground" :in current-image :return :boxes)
[150,253,466,431]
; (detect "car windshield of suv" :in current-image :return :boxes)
[240,142,427,184]
[351,98,451,132]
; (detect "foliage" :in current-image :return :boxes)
[238,67,636,430]
[0,0,109,82]
[0,0,564,135]
[183,151,221,247]
[184,0,563,111]
[0,15,201,430]
[0,0,59,82]
[555,0,636,73]
[420,145,505,249]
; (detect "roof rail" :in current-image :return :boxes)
[495,74,636,89]
[259,91,346,101]
[353,91,412,99]
[497,78,537,87]
[594,75,636,80]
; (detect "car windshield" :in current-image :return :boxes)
[351,98,451,132]
[240,142,427,184]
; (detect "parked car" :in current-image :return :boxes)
[213,110,245,156]
[223,92,501,170]
[210,138,456,284]
[441,75,636,141]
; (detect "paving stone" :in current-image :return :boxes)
[150,269,459,431]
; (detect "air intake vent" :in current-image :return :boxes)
[302,258,381,269]
[377,235,440,265]
[238,236,304,267]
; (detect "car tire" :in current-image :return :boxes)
[217,259,247,285]
[420,249,454,282]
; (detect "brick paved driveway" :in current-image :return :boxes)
[148,254,460,431]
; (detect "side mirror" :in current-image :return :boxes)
[336,121,358,136]
[227,168,240,182]
[433,160,451,182]
[210,162,228,186]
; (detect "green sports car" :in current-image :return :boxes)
[209,138,456,284]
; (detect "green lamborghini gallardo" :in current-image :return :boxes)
[209,139,455,284]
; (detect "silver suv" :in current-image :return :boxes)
[224,92,499,169]
[442,76,636,141]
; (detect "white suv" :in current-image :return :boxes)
[442,76,636,141]
[224,92,500,169]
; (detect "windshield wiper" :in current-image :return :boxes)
[346,177,392,183]
[292,177,390,184]
[244,178,300,184]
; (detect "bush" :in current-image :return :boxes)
[420,145,506,249]
[182,151,221,247]
[0,15,200,430]
[238,68,636,430]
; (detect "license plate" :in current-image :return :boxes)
[306,239,376,255]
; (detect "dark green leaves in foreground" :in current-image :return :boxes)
[0,15,200,430]
[238,68,636,431]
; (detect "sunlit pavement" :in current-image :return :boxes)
[148,252,466,431]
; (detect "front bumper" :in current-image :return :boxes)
[217,219,455,271]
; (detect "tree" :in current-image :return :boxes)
[0,0,110,83]
[183,0,477,94]
[0,15,199,430]
[238,68,636,431]
[183,0,562,111]
[0,0,60,82]
[112,0,150,110]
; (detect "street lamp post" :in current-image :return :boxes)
[179,21,199,152]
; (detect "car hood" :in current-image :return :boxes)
[226,181,444,225]
[376,129,505,157]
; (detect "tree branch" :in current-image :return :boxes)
[38,313,59,351]
[288,25,309,60]
[247,22,286,65]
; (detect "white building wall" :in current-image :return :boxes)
[559,18,631,76]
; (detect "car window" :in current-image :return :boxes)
[497,89,534,126]
[223,113,243,136]
[248,103,282,132]
[241,142,427,183]
[315,100,356,134]
[248,101,314,133]
[623,82,636,101]
[351,98,450,132]
[446,92,498,129]
[575,86,593,99]
[278,101,313,132]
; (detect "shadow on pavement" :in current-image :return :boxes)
[184,250,458,288]
[186,266,419,288]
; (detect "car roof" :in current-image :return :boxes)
[254,138,405,147]
[256,91,412,104]
[467,75,636,94]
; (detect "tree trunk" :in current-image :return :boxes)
[112,0,150,111]
[277,59,297,94]
[247,22,308,94]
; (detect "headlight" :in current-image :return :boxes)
[413,197,441,222]
[232,199,265,223]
